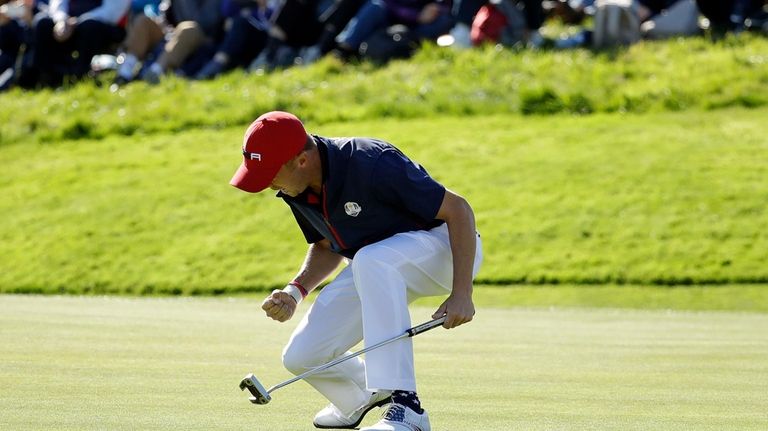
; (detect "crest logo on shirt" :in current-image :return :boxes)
[344,202,362,217]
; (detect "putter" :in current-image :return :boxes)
[240,316,447,405]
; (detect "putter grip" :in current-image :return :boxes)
[407,316,446,337]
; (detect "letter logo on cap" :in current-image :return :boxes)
[243,150,262,161]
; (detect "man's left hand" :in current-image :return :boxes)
[432,292,475,329]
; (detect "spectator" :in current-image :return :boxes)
[301,0,367,63]
[21,0,127,87]
[193,0,273,80]
[450,0,544,48]
[0,0,34,90]
[553,0,703,48]
[543,0,593,24]
[469,0,546,47]
[696,0,765,33]
[113,0,223,85]
[130,0,160,14]
[247,0,364,71]
[638,0,700,39]
[334,0,455,57]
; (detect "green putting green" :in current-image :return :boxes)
[1,295,766,430]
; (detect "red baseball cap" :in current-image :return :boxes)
[230,111,308,193]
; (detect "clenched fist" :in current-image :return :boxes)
[261,289,297,322]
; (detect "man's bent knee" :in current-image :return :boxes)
[350,244,397,276]
[282,340,319,376]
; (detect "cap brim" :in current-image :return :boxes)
[229,162,274,193]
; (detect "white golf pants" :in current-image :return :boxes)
[281,224,483,416]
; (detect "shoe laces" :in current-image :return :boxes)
[381,403,406,422]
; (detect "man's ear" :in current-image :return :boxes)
[295,151,309,168]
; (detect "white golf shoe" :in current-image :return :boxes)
[360,403,431,431]
[313,391,392,429]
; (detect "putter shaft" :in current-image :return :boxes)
[270,316,446,393]
[241,316,447,404]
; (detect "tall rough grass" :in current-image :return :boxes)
[1,35,766,146]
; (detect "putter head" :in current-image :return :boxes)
[239,373,271,405]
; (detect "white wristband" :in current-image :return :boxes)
[282,284,303,305]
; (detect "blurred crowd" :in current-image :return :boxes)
[0,0,766,91]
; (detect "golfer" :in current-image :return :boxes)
[230,111,483,431]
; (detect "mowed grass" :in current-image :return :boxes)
[1,295,767,430]
[1,108,767,294]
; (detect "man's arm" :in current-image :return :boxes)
[262,239,344,322]
[432,188,478,329]
[291,239,345,291]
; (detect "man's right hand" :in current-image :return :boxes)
[261,289,297,322]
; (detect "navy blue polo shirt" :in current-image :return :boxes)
[278,135,446,259]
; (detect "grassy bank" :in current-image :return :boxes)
[1,295,766,430]
[1,108,766,294]
[1,35,767,146]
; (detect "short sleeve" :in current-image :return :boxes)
[288,204,325,244]
[372,150,446,222]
